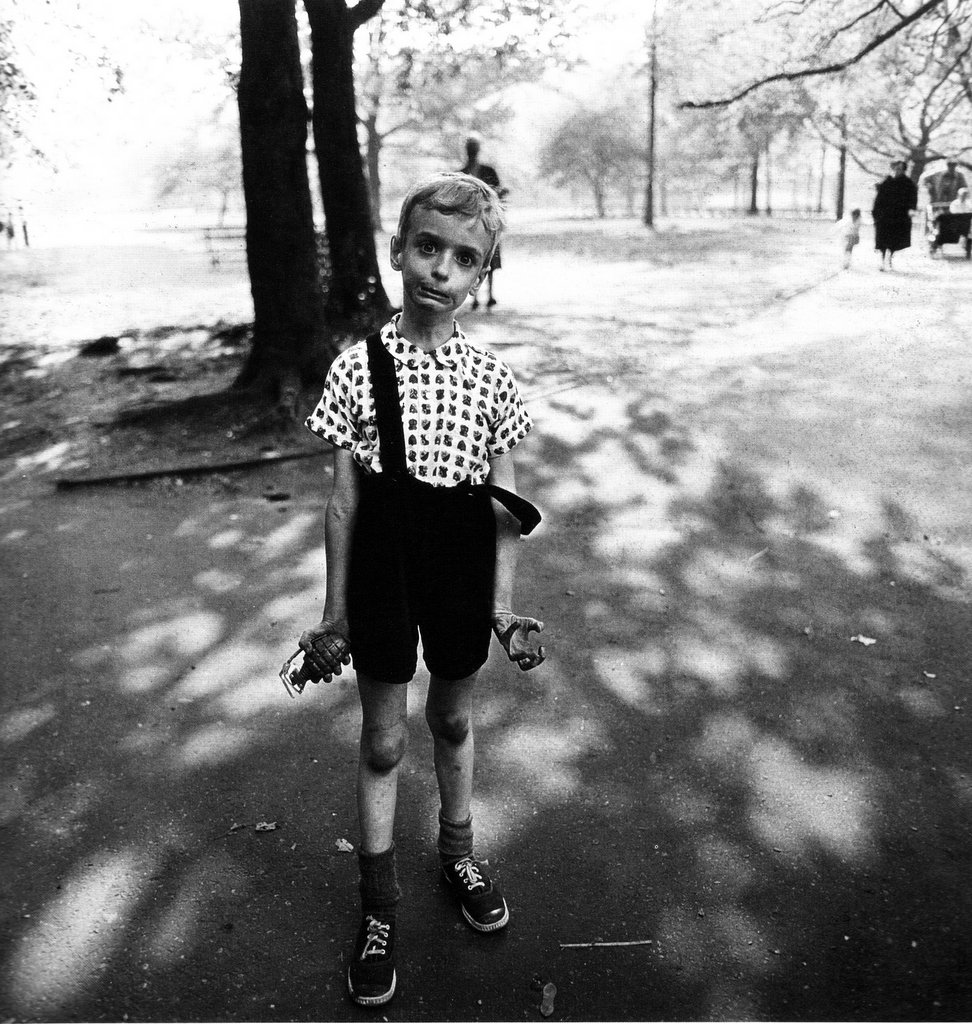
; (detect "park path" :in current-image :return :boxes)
[1,223,971,1022]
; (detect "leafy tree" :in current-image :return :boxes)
[0,2,123,169]
[811,23,971,183]
[0,17,37,164]
[539,104,643,218]
[157,127,242,226]
[734,85,814,214]
[355,0,580,229]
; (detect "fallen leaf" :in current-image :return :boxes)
[335,838,354,853]
[255,821,278,832]
[850,635,877,646]
[923,671,937,679]
[540,981,557,1018]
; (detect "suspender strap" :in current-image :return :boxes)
[364,330,541,535]
[479,484,541,536]
[365,331,407,480]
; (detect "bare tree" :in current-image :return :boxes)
[681,0,951,109]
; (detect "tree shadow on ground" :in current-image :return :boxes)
[1,365,971,1023]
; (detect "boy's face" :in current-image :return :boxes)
[391,206,491,318]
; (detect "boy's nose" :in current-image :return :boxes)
[431,258,449,280]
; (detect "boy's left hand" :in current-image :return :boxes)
[492,610,545,671]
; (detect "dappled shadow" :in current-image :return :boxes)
[471,387,972,1021]
[2,360,971,1022]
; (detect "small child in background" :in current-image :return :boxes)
[836,208,862,269]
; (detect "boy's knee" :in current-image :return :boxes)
[362,727,407,773]
[426,707,470,746]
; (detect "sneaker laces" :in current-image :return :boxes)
[453,856,486,892]
[360,916,391,959]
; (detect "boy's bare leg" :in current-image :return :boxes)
[356,673,409,853]
[427,670,510,931]
[425,672,478,821]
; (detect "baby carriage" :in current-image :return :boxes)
[926,202,972,258]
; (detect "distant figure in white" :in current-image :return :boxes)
[835,208,862,270]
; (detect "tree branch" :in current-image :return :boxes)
[680,0,946,109]
[348,0,385,31]
[819,0,888,51]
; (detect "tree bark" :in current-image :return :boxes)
[236,0,331,400]
[642,28,657,228]
[304,0,392,331]
[764,139,772,216]
[816,137,827,214]
[835,115,848,221]
[364,111,384,231]
[748,153,760,215]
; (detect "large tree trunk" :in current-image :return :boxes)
[304,0,392,331]
[236,0,332,401]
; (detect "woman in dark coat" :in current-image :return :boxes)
[872,159,919,271]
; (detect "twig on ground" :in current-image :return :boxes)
[55,449,323,490]
[559,939,654,949]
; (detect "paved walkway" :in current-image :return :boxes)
[2,228,971,1021]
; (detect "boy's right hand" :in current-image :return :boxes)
[298,618,352,682]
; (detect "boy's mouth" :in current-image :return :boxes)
[417,284,450,302]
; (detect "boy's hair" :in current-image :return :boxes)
[396,172,506,265]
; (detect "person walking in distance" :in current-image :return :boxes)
[460,135,508,309]
[872,159,918,271]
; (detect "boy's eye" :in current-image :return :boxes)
[456,254,474,267]
[420,241,436,254]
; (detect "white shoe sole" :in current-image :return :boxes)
[462,900,509,933]
[347,968,396,1006]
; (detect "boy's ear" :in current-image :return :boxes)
[389,235,402,270]
[469,264,489,295]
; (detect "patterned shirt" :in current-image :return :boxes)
[306,317,532,486]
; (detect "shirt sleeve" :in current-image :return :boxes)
[305,350,359,451]
[487,360,532,459]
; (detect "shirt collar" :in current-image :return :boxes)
[382,315,465,369]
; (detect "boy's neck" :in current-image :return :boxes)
[396,309,457,352]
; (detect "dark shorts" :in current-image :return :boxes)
[348,472,497,683]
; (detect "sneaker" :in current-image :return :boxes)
[347,914,396,1006]
[441,856,509,932]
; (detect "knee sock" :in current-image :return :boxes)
[437,811,474,866]
[358,844,400,919]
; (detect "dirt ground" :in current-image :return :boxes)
[1,217,971,1023]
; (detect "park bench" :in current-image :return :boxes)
[202,225,247,266]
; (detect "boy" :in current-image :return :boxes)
[836,207,862,269]
[289,172,545,1007]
